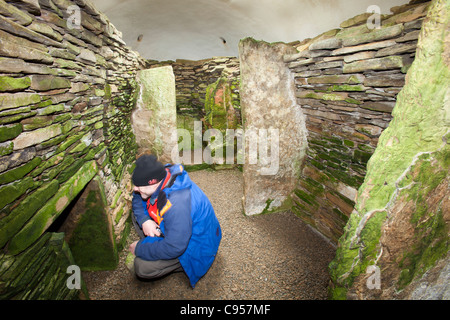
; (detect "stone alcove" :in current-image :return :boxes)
[47,176,118,271]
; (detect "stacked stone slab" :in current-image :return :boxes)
[284,0,430,244]
[0,0,145,299]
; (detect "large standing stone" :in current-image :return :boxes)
[131,66,178,163]
[239,38,308,215]
[329,0,450,300]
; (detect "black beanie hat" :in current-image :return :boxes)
[132,155,166,186]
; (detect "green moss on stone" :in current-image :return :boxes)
[56,131,84,153]
[31,152,65,177]
[398,209,447,290]
[104,83,111,99]
[0,93,40,112]
[22,116,53,131]
[39,133,67,149]
[328,286,348,300]
[68,139,89,154]
[35,99,52,108]
[41,156,75,181]
[343,139,355,147]
[68,186,118,271]
[183,163,213,172]
[294,188,319,207]
[40,103,65,116]
[303,177,325,194]
[0,180,59,249]
[55,159,84,183]
[327,84,367,92]
[110,190,122,209]
[344,98,363,105]
[353,149,372,165]
[8,161,98,255]
[0,177,35,210]
[205,77,239,131]
[0,157,42,185]
[329,0,450,298]
[310,159,326,170]
[0,123,22,143]
[0,141,13,156]
[0,76,31,92]
[117,213,132,252]
[114,206,124,224]
[0,233,53,299]
[359,210,387,261]
[395,150,449,290]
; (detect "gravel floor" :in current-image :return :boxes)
[82,169,336,300]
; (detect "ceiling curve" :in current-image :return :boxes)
[90,0,408,61]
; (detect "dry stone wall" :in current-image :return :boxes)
[148,57,241,125]
[285,0,430,244]
[0,0,145,299]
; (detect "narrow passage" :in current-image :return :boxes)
[83,169,336,300]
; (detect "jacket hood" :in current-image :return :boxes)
[165,164,192,192]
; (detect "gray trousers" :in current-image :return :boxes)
[131,211,184,280]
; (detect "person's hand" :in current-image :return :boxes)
[142,219,162,237]
[129,240,138,255]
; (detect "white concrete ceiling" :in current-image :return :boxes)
[90,0,408,61]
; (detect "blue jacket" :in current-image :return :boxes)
[132,164,222,287]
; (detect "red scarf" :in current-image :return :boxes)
[146,169,172,225]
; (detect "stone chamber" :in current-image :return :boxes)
[0,0,448,300]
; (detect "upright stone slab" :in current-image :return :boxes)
[131,66,178,162]
[239,38,308,215]
[329,0,450,300]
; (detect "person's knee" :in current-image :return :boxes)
[134,258,157,279]
[134,257,183,279]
